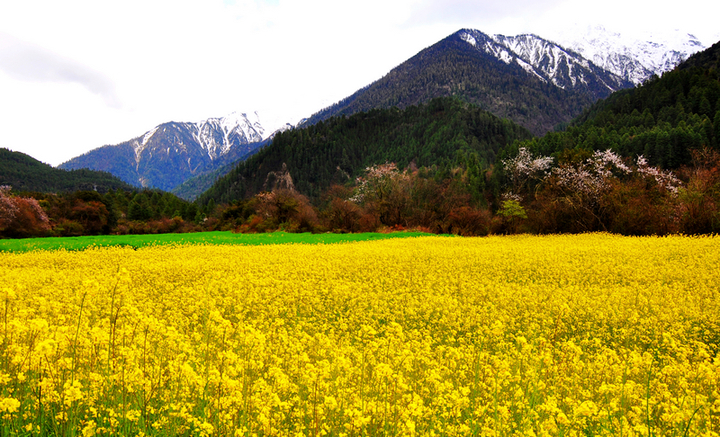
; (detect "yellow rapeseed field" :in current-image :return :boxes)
[1,234,719,436]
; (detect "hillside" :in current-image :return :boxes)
[302,29,633,136]
[0,148,135,193]
[171,160,241,201]
[517,39,720,169]
[677,40,720,71]
[197,97,532,206]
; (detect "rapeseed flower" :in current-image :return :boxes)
[0,234,717,435]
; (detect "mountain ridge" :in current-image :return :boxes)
[302,29,634,136]
[58,112,288,193]
[549,25,707,84]
[461,29,631,96]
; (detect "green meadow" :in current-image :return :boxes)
[0,231,436,253]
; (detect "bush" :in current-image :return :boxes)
[0,187,51,238]
[440,206,492,236]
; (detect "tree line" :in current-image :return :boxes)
[3,145,719,238]
[196,97,531,206]
[0,188,209,238]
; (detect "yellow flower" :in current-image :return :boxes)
[63,381,83,405]
[81,420,97,437]
[0,397,20,414]
[125,409,141,422]
[0,235,717,435]
[575,400,598,417]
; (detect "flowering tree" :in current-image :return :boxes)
[0,186,19,232]
[0,186,51,237]
[500,147,688,233]
[349,163,413,226]
[552,150,681,200]
[501,147,554,197]
[538,150,683,232]
[553,150,632,199]
[349,163,407,203]
[635,155,682,195]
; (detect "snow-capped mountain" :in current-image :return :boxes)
[305,28,634,136]
[547,25,707,85]
[458,29,632,96]
[133,111,265,167]
[196,112,265,160]
[60,111,291,192]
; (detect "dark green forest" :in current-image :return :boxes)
[516,44,720,168]
[0,148,134,193]
[197,97,532,206]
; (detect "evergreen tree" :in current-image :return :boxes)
[198,97,531,206]
[127,193,152,221]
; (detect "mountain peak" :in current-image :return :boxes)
[455,29,630,95]
[303,27,629,136]
[546,25,707,84]
[195,111,266,160]
[59,110,286,192]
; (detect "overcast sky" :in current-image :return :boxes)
[1,0,719,167]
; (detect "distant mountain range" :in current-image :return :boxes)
[459,30,631,96]
[549,25,707,85]
[56,28,707,199]
[59,112,291,193]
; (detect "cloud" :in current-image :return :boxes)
[0,32,121,108]
[405,0,565,29]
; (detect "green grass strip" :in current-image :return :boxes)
[0,231,438,253]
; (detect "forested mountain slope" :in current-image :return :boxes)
[197,98,531,206]
[303,29,633,136]
[0,148,134,193]
[517,40,720,168]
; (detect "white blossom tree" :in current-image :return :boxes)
[547,150,682,231]
[501,147,554,198]
[636,155,682,195]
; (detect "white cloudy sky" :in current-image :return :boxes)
[1,0,719,166]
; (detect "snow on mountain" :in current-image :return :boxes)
[195,112,265,160]
[457,29,631,96]
[60,111,296,192]
[546,25,707,85]
[129,111,289,164]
